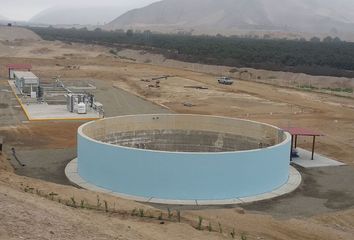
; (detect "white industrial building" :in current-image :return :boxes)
[14,71,40,98]
[6,63,32,79]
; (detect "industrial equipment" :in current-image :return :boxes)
[13,71,40,95]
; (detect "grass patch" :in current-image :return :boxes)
[197,216,203,230]
[321,87,353,93]
[167,208,173,219]
[218,222,222,233]
[299,84,318,90]
[207,222,212,232]
[176,210,181,222]
[139,208,145,217]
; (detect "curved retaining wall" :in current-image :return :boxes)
[77,114,291,201]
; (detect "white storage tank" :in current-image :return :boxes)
[77,102,87,114]
[30,91,37,99]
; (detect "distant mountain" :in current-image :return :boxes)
[30,6,126,26]
[106,0,354,35]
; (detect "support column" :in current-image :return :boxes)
[294,135,298,148]
[311,136,316,160]
[290,135,294,161]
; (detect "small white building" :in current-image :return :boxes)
[6,63,32,79]
[13,71,40,97]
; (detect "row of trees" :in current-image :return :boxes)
[29,26,354,77]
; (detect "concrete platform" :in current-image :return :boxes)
[8,80,100,121]
[65,158,302,206]
[22,103,100,120]
[292,148,345,168]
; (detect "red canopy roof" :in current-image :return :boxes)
[282,127,323,136]
[6,64,32,69]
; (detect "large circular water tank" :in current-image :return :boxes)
[76,114,292,202]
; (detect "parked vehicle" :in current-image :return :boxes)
[218,76,234,85]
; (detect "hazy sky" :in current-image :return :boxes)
[0,0,159,21]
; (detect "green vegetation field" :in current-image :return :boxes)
[29,27,354,77]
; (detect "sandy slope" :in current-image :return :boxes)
[0,154,223,240]
[0,182,221,240]
[0,26,40,41]
[1,153,354,240]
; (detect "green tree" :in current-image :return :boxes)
[323,36,333,43]
[310,36,321,42]
[126,29,134,37]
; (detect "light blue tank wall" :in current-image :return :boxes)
[78,133,291,200]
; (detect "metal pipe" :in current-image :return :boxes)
[11,147,25,167]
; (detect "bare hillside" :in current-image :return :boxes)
[30,6,123,26]
[106,0,354,36]
[29,1,156,26]
[0,26,41,41]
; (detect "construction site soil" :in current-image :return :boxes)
[0,27,353,239]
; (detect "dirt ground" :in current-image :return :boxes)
[0,27,354,239]
[117,49,354,92]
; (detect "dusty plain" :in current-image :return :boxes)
[0,26,354,240]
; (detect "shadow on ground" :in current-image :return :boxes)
[149,165,354,219]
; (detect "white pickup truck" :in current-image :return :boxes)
[217,77,234,85]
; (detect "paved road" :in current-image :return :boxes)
[13,148,76,185]
[242,165,354,218]
[94,80,172,117]
[0,81,26,127]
